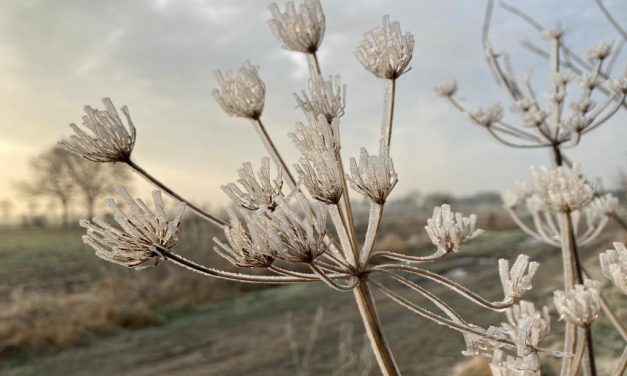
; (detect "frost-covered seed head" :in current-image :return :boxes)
[504,301,551,348]
[58,98,136,163]
[433,81,458,97]
[222,157,284,211]
[472,103,503,127]
[213,210,275,268]
[267,0,325,53]
[294,75,346,122]
[587,193,618,219]
[346,147,398,204]
[528,164,595,212]
[424,204,483,253]
[577,74,600,90]
[499,255,539,303]
[599,242,627,294]
[355,15,414,79]
[213,61,266,119]
[253,193,327,263]
[543,27,564,40]
[461,324,508,357]
[294,153,343,204]
[289,114,340,158]
[521,108,548,127]
[490,349,540,376]
[80,188,185,269]
[609,77,627,95]
[586,42,612,61]
[553,279,601,327]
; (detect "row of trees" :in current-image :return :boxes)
[18,147,132,226]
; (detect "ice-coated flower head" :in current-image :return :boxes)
[503,301,551,347]
[222,157,284,211]
[254,193,327,263]
[213,61,266,119]
[289,114,340,158]
[499,255,539,303]
[529,164,595,212]
[609,77,627,95]
[570,98,596,114]
[586,42,612,61]
[461,324,508,357]
[521,108,548,128]
[501,191,519,209]
[346,147,398,204]
[58,98,136,163]
[267,0,325,53]
[472,103,503,127]
[433,81,458,98]
[587,193,618,218]
[424,204,483,253]
[577,74,601,90]
[490,349,540,376]
[213,210,275,268]
[294,153,343,204]
[294,75,346,122]
[553,279,601,327]
[543,27,564,40]
[599,242,627,294]
[80,187,185,269]
[355,15,414,79]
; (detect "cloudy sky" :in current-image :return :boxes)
[0,0,626,216]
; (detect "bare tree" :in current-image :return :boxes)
[18,147,132,226]
[63,155,132,219]
[18,148,75,227]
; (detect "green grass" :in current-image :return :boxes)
[0,226,624,375]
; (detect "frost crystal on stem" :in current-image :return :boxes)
[58,98,136,163]
[599,242,627,295]
[80,187,185,268]
[213,61,266,119]
[294,75,346,122]
[222,157,284,211]
[355,15,414,79]
[503,301,551,348]
[499,255,539,303]
[346,147,397,204]
[553,279,601,327]
[267,0,325,53]
[424,204,483,253]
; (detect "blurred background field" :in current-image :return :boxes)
[1,198,625,375]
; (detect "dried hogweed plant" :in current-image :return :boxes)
[436,0,627,375]
[58,1,601,375]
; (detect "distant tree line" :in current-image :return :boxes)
[17,147,132,227]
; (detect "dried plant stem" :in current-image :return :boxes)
[594,0,627,41]
[380,79,396,155]
[336,152,359,262]
[568,327,588,376]
[360,203,383,266]
[612,345,627,376]
[159,247,318,284]
[306,53,321,79]
[372,263,514,310]
[251,117,297,186]
[126,159,227,228]
[582,267,627,341]
[353,280,401,376]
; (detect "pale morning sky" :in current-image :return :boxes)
[0,0,626,216]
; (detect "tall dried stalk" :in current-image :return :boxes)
[55,1,624,375]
